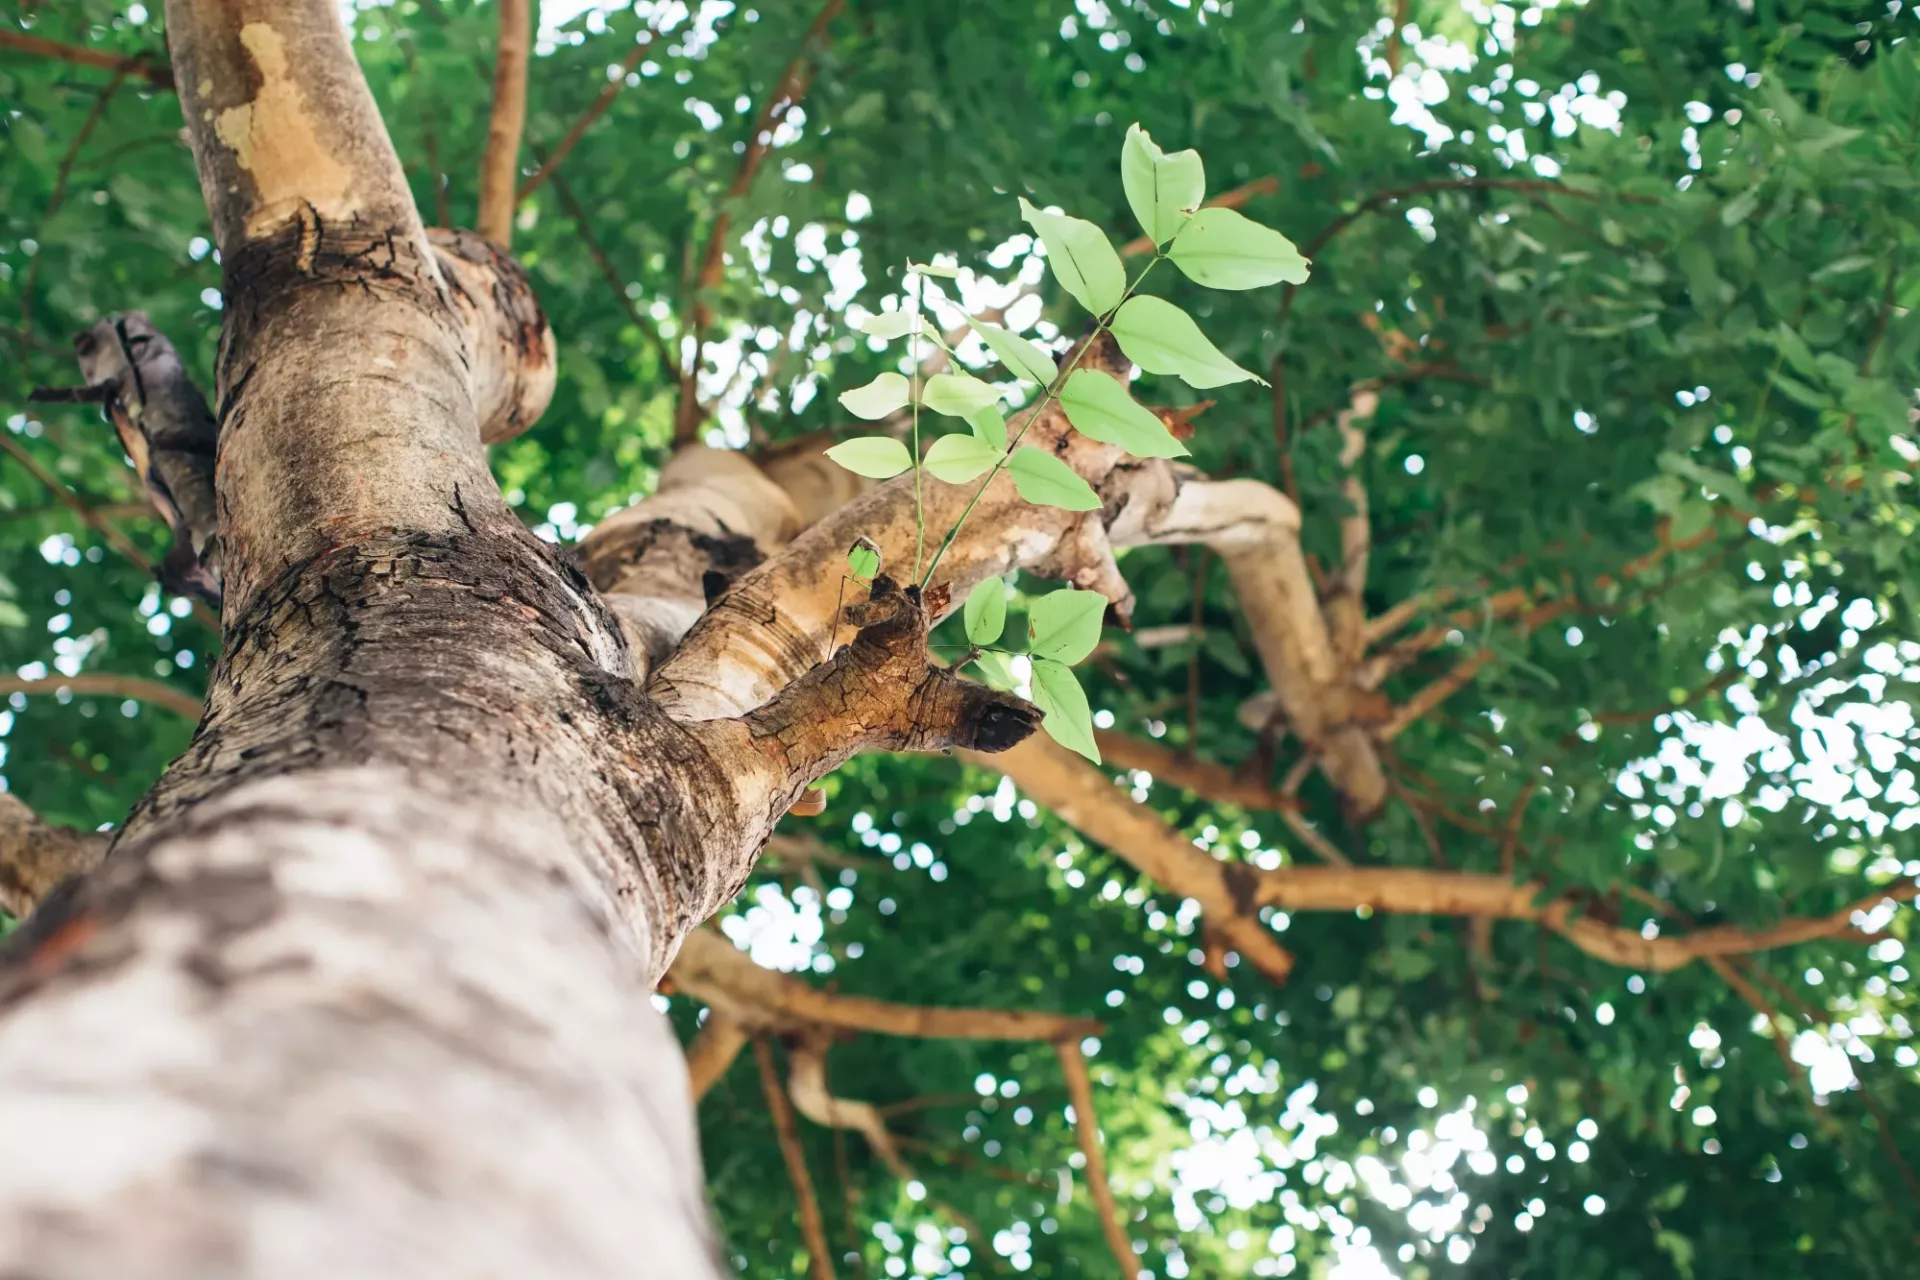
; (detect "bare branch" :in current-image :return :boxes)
[0,30,172,88]
[787,1036,913,1180]
[0,792,108,919]
[476,0,531,247]
[686,1012,750,1101]
[542,158,682,381]
[1324,387,1380,668]
[0,674,203,722]
[1093,731,1300,813]
[1056,1041,1141,1280]
[754,1037,837,1280]
[672,929,1101,1042]
[517,25,664,203]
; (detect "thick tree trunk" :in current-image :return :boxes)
[0,5,1029,1275]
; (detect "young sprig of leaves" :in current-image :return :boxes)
[824,124,1310,762]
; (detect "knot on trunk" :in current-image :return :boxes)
[740,574,1039,773]
[429,227,557,445]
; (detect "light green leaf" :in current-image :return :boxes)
[1120,124,1205,245]
[838,372,912,420]
[857,311,929,341]
[1007,447,1101,511]
[968,404,1009,450]
[1030,657,1101,763]
[825,436,914,479]
[847,541,881,580]
[963,576,1007,646]
[1167,206,1310,289]
[1058,370,1188,458]
[971,321,1059,385]
[1108,296,1263,389]
[971,649,1018,691]
[922,372,1002,419]
[0,601,26,629]
[924,432,1001,484]
[909,261,961,278]
[1028,588,1107,664]
[1017,196,1125,316]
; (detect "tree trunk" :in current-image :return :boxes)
[0,5,1031,1275]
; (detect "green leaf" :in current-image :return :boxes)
[847,541,881,580]
[924,432,1000,484]
[1028,588,1107,664]
[838,373,912,420]
[909,261,961,278]
[1030,657,1101,763]
[1057,370,1188,458]
[1006,447,1101,510]
[968,404,1008,450]
[963,576,1007,646]
[825,436,914,479]
[1120,124,1205,245]
[1167,207,1310,290]
[922,372,1002,419]
[971,321,1058,385]
[858,311,929,341]
[1108,296,1263,389]
[971,649,1017,691]
[1017,196,1125,316]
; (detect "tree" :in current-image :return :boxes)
[0,1,1915,1277]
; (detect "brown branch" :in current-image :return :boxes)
[0,792,108,920]
[543,159,681,380]
[22,60,131,340]
[0,674,203,721]
[1056,1041,1141,1280]
[686,1011,750,1101]
[671,929,1101,1042]
[1093,731,1299,813]
[676,0,845,444]
[754,1037,837,1280]
[1303,178,1655,258]
[787,1036,913,1180]
[0,434,156,576]
[1116,175,1280,258]
[517,26,664,203]
[1380,647,1498,741]
[0,31,172,88]
[476,0,532,247]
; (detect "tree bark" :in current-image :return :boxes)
[0,5,1029,1275]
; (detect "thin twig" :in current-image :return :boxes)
[0,31,171,88]
[22,61,131,340]
[1303,178,1655,259]
[543,159,682,380]
[476,0,531,247]
[0,674,202,720]
[754,1037,837,1280]
[1055,1040,1141,1280]
[517,24,664,202]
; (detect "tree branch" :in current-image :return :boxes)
[787,1035,913,1180]
[754,1037,838,1280]
[1056,1040,1141,1280]
[0,30,172,88]
[517,24,664,203]
[0,792,108,919]
[1093,731,1300,813]
[476,0,531,247]
[0,673,204,721]
[686,1011,750,1101]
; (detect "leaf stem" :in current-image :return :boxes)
[920,257,1159,589]
[909,271,927,580]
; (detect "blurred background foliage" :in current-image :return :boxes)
[4,0,1919,1276]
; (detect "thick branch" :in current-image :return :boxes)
[427,227,557,443]
[0,793,108,919]
[476,0,531,247]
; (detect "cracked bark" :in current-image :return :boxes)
[0,6,1031,1276]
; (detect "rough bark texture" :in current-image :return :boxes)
[0,5,1030,1275]
[0,795,106,921]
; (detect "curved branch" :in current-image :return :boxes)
[0,31,172,87]
[686,1012,750,1101]
[671,929,1101,1042]
[0,674,204,721]
[787,1036,913,1180]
